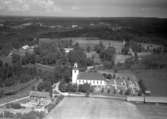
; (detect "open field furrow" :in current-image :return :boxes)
[46,97,145,119]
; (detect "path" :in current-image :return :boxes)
[0,96,29,107]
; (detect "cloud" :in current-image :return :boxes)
[0,0,62,14]
[72,6,80,10]
[0,0,167,17]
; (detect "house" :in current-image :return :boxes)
[22,45,30,50]
[72,63,106,86]
[72,25,78,28]
[8,45,36,57]
[64,48,73,54]
[114,54,131,65]
[29,91,51,106]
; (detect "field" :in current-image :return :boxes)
[46,97,145,119]
[136,103,167,119]
[62,37,123,53]
[134,69,167,96]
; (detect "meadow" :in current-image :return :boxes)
[62,37,124,53]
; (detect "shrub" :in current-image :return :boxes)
[59,82,68,92]
[67,83,77,92]
[18,111,45,119]
[0,111,15,118]
[46,96,64,112]
[37,81,52,92]
[0,90,4,98]
[79,83,92,93]
[6,103,23,109]
[59,82,77,92]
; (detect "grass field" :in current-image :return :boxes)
[46,97,145,119]
[62,37,123,53]
[134,69,167,96]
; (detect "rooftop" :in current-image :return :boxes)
[29,91,50,99]
[78,72,105,81]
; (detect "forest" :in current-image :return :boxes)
[0,17,167,56]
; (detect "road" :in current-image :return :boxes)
[46,97,145,119]
[0,96,29,107]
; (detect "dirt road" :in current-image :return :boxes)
[46,97,145,119]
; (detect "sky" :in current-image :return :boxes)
[0,0,167,18]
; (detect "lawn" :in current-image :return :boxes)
[134,69,167,96]
[46,97,144,119]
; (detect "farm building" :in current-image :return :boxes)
[29,91,51,106]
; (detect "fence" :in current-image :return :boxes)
[126,96,167,104]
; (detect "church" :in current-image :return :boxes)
[72,63,106,86]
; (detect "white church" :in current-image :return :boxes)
[72,63,106,86]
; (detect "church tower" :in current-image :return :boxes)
[72,63,79,84]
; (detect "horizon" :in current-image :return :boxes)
[0,15,167,19]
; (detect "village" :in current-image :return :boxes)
[0,36,165,118]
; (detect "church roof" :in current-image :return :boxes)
[78,72,105,81]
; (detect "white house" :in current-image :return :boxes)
[72,63,106,86]
[64,48,73,54]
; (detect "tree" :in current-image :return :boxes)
[86,46,91,52]
[103,61,114,69]
[67,83,77,92]
[79,83,92,93]
[59,82,68,92]
[68,47,87,68]
[0,90,4,97]
[37,81,52,92]
[12,54,21,66]
[4,77,16,87]
[94,41,105,54]
[100,46,116,61]
[0,60,3,67]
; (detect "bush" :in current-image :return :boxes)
[67,83,77,92]
[0,111,15,118]
[59,82,68,92]
[6,103,23,109]
[79,83,92,93]
[4,77,16,87]
[37,81,52,92]
[59,82,77,92]
[0,90,4,98]
[18,111,45,119]
[47,96,64,112]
